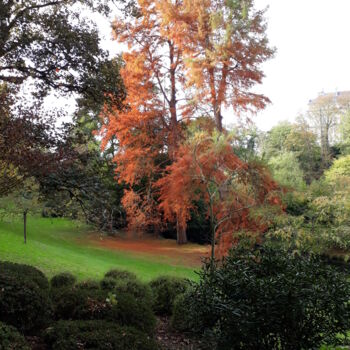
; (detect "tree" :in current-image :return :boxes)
[101,0,273,243]
[101,0,194,242]
[262,120,322,183]
[0,0,125,109]
[165,0,274,131]
[0,178,41,243]
[338,110,350,155]
[40,115,126,232]
[307,91,350,168]
[157,131,280,257]
[268,152,306,190]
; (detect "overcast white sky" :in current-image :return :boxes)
[251,0,350,130]
[72,1,350,132]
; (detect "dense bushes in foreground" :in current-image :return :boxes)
[0,266,52,333]
[44,320,158,350]
[172,246,350,350]
[1,258,350,350]
[0,322,30,350]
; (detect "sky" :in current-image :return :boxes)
[50,1,350,132]
[251,0,350,130]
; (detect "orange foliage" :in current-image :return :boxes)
[161,0,274,131]
[157,132,281,256]
[99,0,275,244]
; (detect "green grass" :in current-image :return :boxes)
[0,217,198,281]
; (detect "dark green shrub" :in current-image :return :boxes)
[171,290,196,332]
[0,261,49,290]
[0,322,30,350]
[50,272,76,289]
[100,276,118,290]
[51,288,109,321]
[108,292,156,334]
[0,272,52,334]
[178,246,350,350]
[51,287,156,334]
[104,268,137,281]
[149,276,189,315]
[44,320,158,350]
[101,278,152,305]
[75,279,100,290]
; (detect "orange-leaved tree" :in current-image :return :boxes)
[100,0,193,242]
[164,0,274,131]
[157,130,281,258]
[100,0,274,245]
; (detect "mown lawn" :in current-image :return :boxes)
[0,217,198,281]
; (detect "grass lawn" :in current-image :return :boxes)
[0,216,198,281]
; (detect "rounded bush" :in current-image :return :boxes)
[51,272,76,289]
[171,290,196,332]
[100,277,118,290]
[51,288,108,321]
[75,280,100,290]
[0,322,30,350]
[44,320,158,350]
[181,246,350,350]
[149,276,189,315]
[104,269,137,281]
[0,261,49,290]
[101,278,152,305]
[0,272,52,334]
[108,292,156,335]
[51,287,156,334]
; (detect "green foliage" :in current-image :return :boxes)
[51,287,156,334]
[51,272,77,289]
[0,322,30,350]
[100,276,118,290]
[0,271,52,333]
[149,276,189,315]
[0,261,49,290]
[75,280,100,291]
[171,289,197,332]
[325,155,350,183]
[105,269,137,281]
[102,278,153,305]
[262,120,322,183]
[178,246,350,350]
[268,152,306,189]
[44,320,158,350]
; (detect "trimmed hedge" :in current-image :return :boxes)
[0,272,52,334]
[75,280,100,290]
[44,320,158,350]
[0,261,49,290]
[149,276,189,315]
[104,269,137,281]
[101,278,153,305]
[51,287,156,334]
[50,272,76,289]
[0,322,30,350]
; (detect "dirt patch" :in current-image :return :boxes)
[156,316,205,350]
[83,232,209,268]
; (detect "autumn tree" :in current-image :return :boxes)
[157,130,280,258]
[101,0,193,242]
[102,0,273,244]
[164,0,274,131]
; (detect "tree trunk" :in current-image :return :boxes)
[176,218,187,245]
[23,209,28,244]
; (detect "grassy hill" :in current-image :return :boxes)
[0,217,198,281]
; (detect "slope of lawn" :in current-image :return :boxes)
[0,217,198,281]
